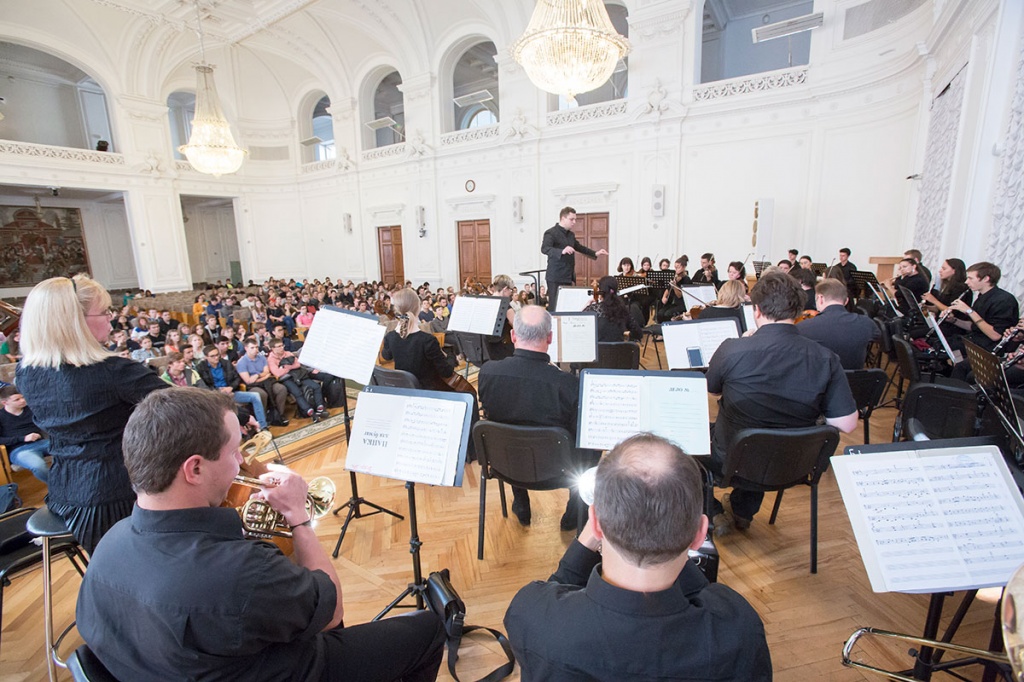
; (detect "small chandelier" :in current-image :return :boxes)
[511,0,630,105]
[178,1,247,177]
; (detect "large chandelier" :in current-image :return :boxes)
[178,1,247,177]
[511,0,630,105]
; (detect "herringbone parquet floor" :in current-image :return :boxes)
[0,350,1005,681]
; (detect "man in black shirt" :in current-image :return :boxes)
[797,279,880,369]
[478,305,592,530]
[0,386,49,482]
[707,273,858,531]
[77,388,444,682]
[832,247,858,300]
[691,252,722,287]
[505,433,771,682]
[540,206,608,310]
[947,261,1020,351]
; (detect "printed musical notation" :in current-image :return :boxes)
[299,307,386,386]
[448,296,505,336]
[347,392,468,486]
[833,446,1024,594]
[662,318,740,369]
[578,372,711,454]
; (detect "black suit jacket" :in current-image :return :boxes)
[541,224,596,284]
[197,359,242,391]
[796,304,880,369]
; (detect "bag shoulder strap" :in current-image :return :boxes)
[446,622,515,682]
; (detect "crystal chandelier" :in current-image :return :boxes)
[511,0,630,105]
[178,1,247,177]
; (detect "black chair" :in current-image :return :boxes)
[67,645,119,682]
[893,382,979,442]
[719,425,841,573]
[472,421,586,560]
[594,341,640,370]
[0,508,88,656]
[844,368,889,444]
[370,365,421,389]
[891,336,969,405]
[629,303,663,369]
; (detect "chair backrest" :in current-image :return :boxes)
[595,341,640,370]
[856,299,879,319]
[844,368,888,414]
[892,336,921,384]
[899,382,978,440]
[721,425,841,491]
[472,421,578,490]
[629,302,646,330]
[67,644,120,682]
[370,365,422,389]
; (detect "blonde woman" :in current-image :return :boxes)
[697,279,747,329]
[380,288,455,391]
[16,275,168,553]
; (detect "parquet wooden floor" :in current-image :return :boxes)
[0,350,1005,681]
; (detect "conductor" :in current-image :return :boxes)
[541,206,608,310]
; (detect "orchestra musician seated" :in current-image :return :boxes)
[585,276,644,342]
[382,288,457,391]
[76,388,445,682]
[504,433,772,682]
[694,280,746,329]
[796,278,880,370]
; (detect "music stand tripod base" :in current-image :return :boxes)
[331,393,404,559]
[374,481,431,620]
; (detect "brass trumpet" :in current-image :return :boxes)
[232,474,336,539]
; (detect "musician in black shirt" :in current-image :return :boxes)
[540,207,608,310]
[947,262,1019,352]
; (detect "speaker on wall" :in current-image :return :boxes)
[342,212,352,233]
[512,196,524,223]
[652,184,665,218]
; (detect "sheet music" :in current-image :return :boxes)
[662,319,740,369]
[619,284,648,295]
[833,446,1024,593]
[448,296,504,335]
[347,391,468,486]
[298,307,386,385]
[578,371,710,454]
[741,303,757,333]
[926,312,962,364]
[549,313,598,363]
[682,285,717,309]
[555,287,594,313]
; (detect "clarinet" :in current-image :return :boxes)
[925,290,968,338]
[994,324,1024,354]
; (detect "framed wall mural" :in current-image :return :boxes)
[0,206,91,287]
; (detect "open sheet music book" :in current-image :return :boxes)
[925,312,962,364]
[554,286,594,313]
[577,370,711,454]
[448,295,509,336]
[549,312,598,363]
[834,440,1024,594]
[346,386,472,487]
[681,284,717,310]
[741,303,757,333]
[662,318,740,369]
[297,306,385,386]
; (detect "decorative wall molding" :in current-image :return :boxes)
[118,95,169,123]
[551,182,619,203]
[988,39,1024,300]
[399,73,435,102]
[362,143,408,162]
[368,203,405,221]
[0,141,125,165]
[693,67,808,102]
[445,193,496,211]
[547,100,628,126]
[630,9,690,42]
[301,159,337,174]
[440,125,500,147]
[175,160,194,172]
[502,112,537,141]
[914,66,966,270]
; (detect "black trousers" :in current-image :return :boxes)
[320,610,445,682]
[546,280,570,311]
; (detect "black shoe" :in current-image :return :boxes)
[311,413,321,424]
[270,417,290,427]
[511,498,531,526]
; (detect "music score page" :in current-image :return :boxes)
[554,287,594,313]
[549,314,598,363]
[347,392,467,486]
[833,446,1024,593]
[448,296,504,335]
[299,307,385,386]
[578,372,710,454]
[662,319,740,369]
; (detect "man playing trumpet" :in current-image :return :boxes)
[77,387,445,682]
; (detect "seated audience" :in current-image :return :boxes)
[236,337,290,427]
[0,385,50,483]
[505,433,772,681]
[160,352,206,388]
[197,345,269,430]
[267,338,324,422]
[76,387,445,681]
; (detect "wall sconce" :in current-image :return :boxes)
[416,206,426,238]
[342,212,352,233]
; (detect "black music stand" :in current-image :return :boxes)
[518,269,546,299]
[645,271,674,290]
[965,339,1024,455]
[752,260,772,278]
[850,270,881,301]
[344,386,473,619]
[812,263,828,277]
[615,275,647,294]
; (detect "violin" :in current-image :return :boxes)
[795,310,819,323]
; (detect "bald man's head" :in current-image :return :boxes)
[512,305,552,351]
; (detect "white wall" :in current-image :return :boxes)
[0,76,87,148]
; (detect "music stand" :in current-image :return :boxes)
[344,385,473,618]
[898,285,928,326]
[645,271,674,291]
[924,312,959,366]
[965,339,1024,454]
[294,306,405,558]
[850,270,880,300]
[812,263,828,277]
[518,269,546,296]
[752,260,772,278]
[867,281,902,319]
[615,275,647,294]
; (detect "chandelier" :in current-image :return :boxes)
[178,1,247,177]
[511,0,630,105]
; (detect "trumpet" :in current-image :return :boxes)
[232,474,336,539]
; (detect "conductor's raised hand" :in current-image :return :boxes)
[596,249,609,256]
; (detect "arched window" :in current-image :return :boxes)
[168,91,195,160]
[311,95,335,161]
[698,0,813,83]
[368,71,404,148]
[452,41,499,132]
[0,41,114,150]
[555,3,628,110]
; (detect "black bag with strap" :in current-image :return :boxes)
[423,568,515,682]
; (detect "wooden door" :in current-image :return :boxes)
[457,219,492,286]
[377,226,404,285]
[573,212,609,286]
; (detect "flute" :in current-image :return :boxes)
[994,323,1024,353]
[934,290,969,324]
